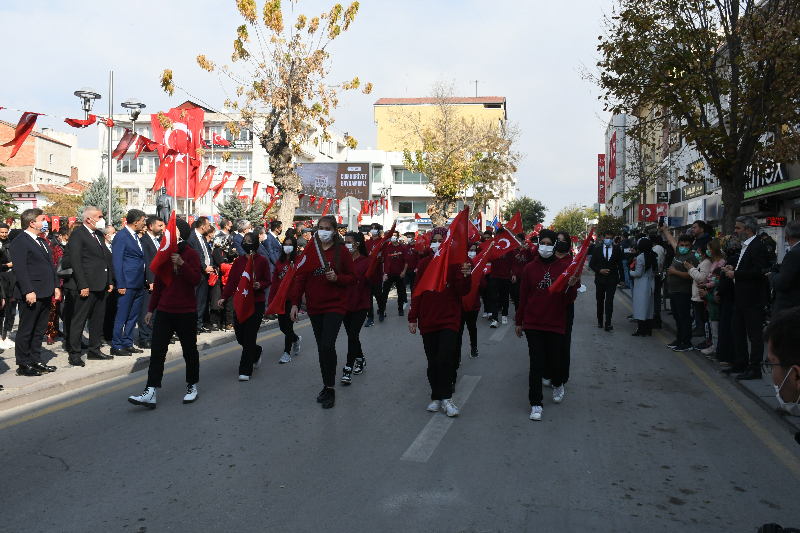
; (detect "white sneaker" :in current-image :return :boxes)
[442,399,459,417]
[490,320,498,328]
[530,406,543,420]
[427,400,441,412]
[279,352,292,364]
[553,385,564,403]
[238,375,250,381]
[542,378,551,387]
[253,357,262,369]
[183,384,198,403]
[501,316,508,325]
[128,386,157,409]
[292,336,302,355]
[482,312,489,318]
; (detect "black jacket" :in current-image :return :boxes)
[142,232,159,286]
[9,231,59,299]
[771,244,800,314]
[67,225,113,292]
[187,230,211,272]
[589,244,625,286]
[733,236,771,308]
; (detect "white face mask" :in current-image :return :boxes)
[468,251,477,259]
[775,369,800,416]
[391,236,398,243]
[345,243,354,251]
[317,230,333,243]
[370,229,378,236]
[283,245,293,254]
[430,242,441,251]
[107,234,115,243]
[93,217,106,230]
[539,245,554,258]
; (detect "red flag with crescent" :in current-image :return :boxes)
[64,115,97,128]
[149,211,179,286]
[412,208,470,298]
[233,253,255,322]
[194,165,216,202]
[505,211,523,235]
[549,228,593,294]
[150,108,204,198]
[231,176,246,197]
[112,130,137,161]
[366,221,397,278]
[211,171,232,201]
[461,231,520,309]
[2,112,42,159]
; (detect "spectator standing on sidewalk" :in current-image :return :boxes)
[188,217,216,333]
[650,234,666,329]
[111,209,147,357]
[714,236,741,367]
[138,216,164,349]
[764,308,800,415]
[629,238,657,337]
[659,222,698,352]
[45,229,67,345]
[768,220,800,315]
[0,224,17,349]
[619,231,634,289]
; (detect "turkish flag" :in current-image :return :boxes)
[414,212,421,220]
[308,195,317,206]
[112,130,137,161]
[265,263,298,315]
[414,231,432,253]
[133,135,159,160]
[412,208,470,297]
[533,223,544,236]
[149,211,179,286]
[211,171,232,201]
[68,216,76,227]
[262,193,280,218]
[505,211,523,235]
[233,253,255,322]
[231,176,246,197]
[462,232,520,309]
[317,196,325,209]
[2,112,41,159]
[52,217,60,233]
[151,149,179,191]
[468,220,481,242]
[251,181,260,203]
[212,132,230,146]
[321,198,333,216]
[638,203,668,222]
[150,108,204,198]
[194,165,216,202]
[366,221,397,278]
[64,115,96,128]
[296,236,327,275]
[549,227,593,294]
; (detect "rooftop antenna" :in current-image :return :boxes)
[470,80,480,97]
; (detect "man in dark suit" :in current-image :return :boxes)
[187,216,216,332]
[232,218,251,256]
[10,208,60,376]
[769,220,800,315]
[589,230,625,331]
[138,215,164,349]
[67,206,115,366]
[722,215,771,380]
[111,209,147,356]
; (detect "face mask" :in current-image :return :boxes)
[678,246,689,255]
[468,251,477,259]
[430,242,441,251]
[539,245,554,258]
[345,243,354,251]
[695,252,702,261]
[242,242,255,254]
[317,230,333,243]
[391,236,397,243]
[706,249,712,257]
[604,239,613,246]
[555,241,569,253]
[775,369,800,416]
[94,217,106,230]
[107,234,115,242]
[283,245,294,254]
[370,229,378,236]
[41,221,49,233]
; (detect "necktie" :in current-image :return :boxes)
[36,238,48,253]
[605,246,610,261]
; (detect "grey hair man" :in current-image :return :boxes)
[232,218,252,256]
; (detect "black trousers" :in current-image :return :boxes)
[103,291,118,342]
[595,283,616,325]
[561,304,575,384]
[421,328,459,401]
[670,292,692,345]
[309,312,344,387]
[15,297,52,366]
[490,277,511,320]
[70,290,107,356]
[525,329,564,407]
[147,311,199,388]
[653,276,663,320]
[480,274,491,314]
[2,297,16,339]
[459,309,479,352]
[510,280,521,310]
[195,276,209,328]
[381,275,406,313]
[732,304,765,372]
[234,301,265,376]
[367,283,384,319]
[343,308,368,367]
[277,300,299,353]
[138,289,153,343]
[405,271,417,298]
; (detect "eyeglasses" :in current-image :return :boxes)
[760,361,789,374]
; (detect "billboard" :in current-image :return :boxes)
[294,162,369,216]
[598,154,606,204]
[638,203,668,222]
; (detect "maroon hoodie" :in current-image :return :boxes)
[408,255,471,334]
[515,255,577,334]
[149,245,202,314]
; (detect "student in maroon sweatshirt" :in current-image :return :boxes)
[404,232,420,295]
[380,231,408,318]
[555,231,577,385]
[364,223,384,327]
[269,235,301,364]
[218,232,271,381]
[459,241,486,361]
[408,227,472,418]
[511,232,535,311]
[290,215,357,409]
[129,218,202,409]
[488,228,514,328]
[341,231,371,385]
[514,229,579,421]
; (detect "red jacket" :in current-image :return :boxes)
[515,256,578,333]
[384,243,407,276]
[291,244,357,315]
[512,247,535,279]
[408,255,471,334]
[406,246,421,271]
[221,253,271,304]
[365,238,384,285]
[149,245,202,314]
[268,257,295,305]
[347,255,371,313]
[491,251,513,279]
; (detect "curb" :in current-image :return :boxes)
[0,314,310,414]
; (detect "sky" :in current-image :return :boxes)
[0,0,616,223]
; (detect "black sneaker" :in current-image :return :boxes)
[673,343,693,352]
[470,348,479,358]
[341,366,352,385]
[398,309,404,316]
[353,358,365,375]
[317,388,328,403]
[378,311,385,323]
[666,340,680,349]
[322,388,335,409]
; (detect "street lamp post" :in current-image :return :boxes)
[74,85,105,217]
[122,99,146,211]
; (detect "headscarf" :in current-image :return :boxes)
[539,229,557,243]
[431,226,448,238]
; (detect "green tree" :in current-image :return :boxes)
[43,191,86,217]
[590,0,800,232]
[0,168,19,222]
[216,196,270,227]
[551,203,592,238]
[78,174,125,229]
[501,196,546,232]
[595,214,626,238]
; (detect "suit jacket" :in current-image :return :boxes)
[771,244,800,314]
[232,233,245,256]
[589,244,625,286]
[187,230,212,272]
[733,236,771,308]
[264,232,282,269]
[67,225,113,292]
[142,233,159,286]
[112,227,146,289]
[9,231,59,299]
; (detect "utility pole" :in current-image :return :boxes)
[470,80,479,97]
[107,71,114,224]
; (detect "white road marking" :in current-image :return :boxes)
[489,325,511,341]
[401,375,481,463]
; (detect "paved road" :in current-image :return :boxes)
[1,290,799,532]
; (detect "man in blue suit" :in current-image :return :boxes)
[138,215,164,349]
[232,218,251,257]
[111,209,147,356]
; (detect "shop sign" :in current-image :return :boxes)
[683,183,705,200]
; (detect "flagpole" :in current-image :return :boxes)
[107,71,113,224]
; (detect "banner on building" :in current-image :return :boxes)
[294,162,369,216]
[638,203,668,222]
[598,154,606,204]
[608,131,617,182]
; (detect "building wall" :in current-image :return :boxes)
[0,122,36,166]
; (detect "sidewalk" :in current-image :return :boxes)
[0,314,310,413]
[616,285,800,434]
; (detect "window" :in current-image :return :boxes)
[373,166,382,183]
[148,157,160,173]
[393,169,428,184]
[145,190,156,205]
[398,201,428,214]
[49,154,53,164]
[456,200,465,211]
[264,155,270,172]
[136,125,151,138]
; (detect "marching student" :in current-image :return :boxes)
[269,235,301,364]
[488,228,513,327]
[408,227,472,417]
[290,215,357,409]
[364,223,384,326]
[511,232,534,311]
[459,242,485,360]
[514,229,579,421]
[341,231,371,384]
[555,231,576,384]
[380,231,408,318]
[129,218,202,409]
[218,232,271,381]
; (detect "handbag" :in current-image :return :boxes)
[208,272,219,286]
[56,257,73,279]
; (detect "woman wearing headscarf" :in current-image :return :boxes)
[630,238,657,336]
[408,226,472,417]
[219,232,271,381]
[341,231,371,384]
[270,235,301,364]
[515,229,579,421]
[290,215,357,409]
